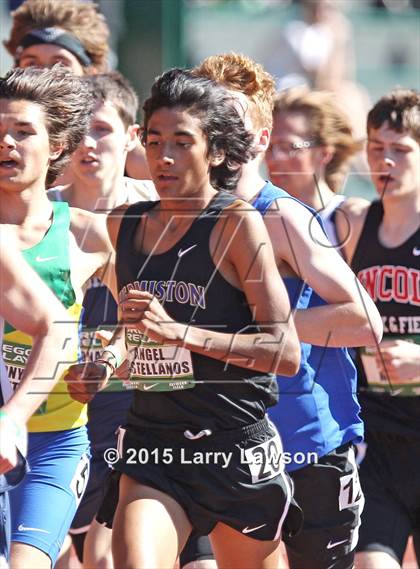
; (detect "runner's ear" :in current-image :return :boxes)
[210,150,225,167]
[125,124,140,152]
[49,143,64,161]
[254,127,270,153]
[319,145,334,166]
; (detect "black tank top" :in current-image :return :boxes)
[116,191,277,432]
[351,200,420,437]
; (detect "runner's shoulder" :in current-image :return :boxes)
[337,197,371,262]
[69,207,111,252]
[340,196,371,218]
[47,184,71,203]
[125,177,158,203]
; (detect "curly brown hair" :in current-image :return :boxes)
[273,87,362,193]
[0,66,94,185]
[4,0,109,73]
[193,53,276,130]
[367,89,420,143]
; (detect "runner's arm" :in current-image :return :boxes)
[0,241,74,472]
[264,198,382,347]
[65,207,129,403]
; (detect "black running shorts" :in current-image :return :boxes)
[99,417,302,542]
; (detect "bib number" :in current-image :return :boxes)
[70,453,90,506]
[243,433,283,484]
[339,449,363,511]
[361,336,420,397]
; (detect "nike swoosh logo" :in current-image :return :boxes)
[178,244,197,258]
[413,247,420,256]
[242,523,266,534]
[35,255,57,263]
[17,524,50,534]
[143,383,159,391]
[326,539,348,549]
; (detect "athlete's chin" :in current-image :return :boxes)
[75,169,103,184]
[155,182,179,195]
[269,174,297,193]
[0,176,28,193]
[374,179,405,197]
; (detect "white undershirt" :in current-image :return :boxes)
[319,194,347,249]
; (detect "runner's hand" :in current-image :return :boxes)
[120,290,184,344]
[375,339,420,382]
[65,362,110,403]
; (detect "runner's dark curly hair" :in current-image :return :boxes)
[142,68,256,192]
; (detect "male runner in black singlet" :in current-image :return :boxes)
[67,68,303,569]
[338,89,420,569]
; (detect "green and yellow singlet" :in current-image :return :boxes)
[2,202,87,432]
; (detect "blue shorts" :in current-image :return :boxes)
[10,426,90,565]
[0,452,28,567]
[70,391,132,533]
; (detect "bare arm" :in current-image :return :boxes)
[121,206,301,376]
[336,197,371,265]
[70,208,118,299]
[264,198,382,348]
[0,241,74,472]
[65,207,128,403]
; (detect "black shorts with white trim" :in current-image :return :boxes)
[97,417,302,542]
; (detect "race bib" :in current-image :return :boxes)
[2,331,32,390]
[242,432,283,484]
[125,329,195,392]
[360,335,420,397]
[338,449,364,511]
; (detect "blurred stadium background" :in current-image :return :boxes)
[1,0,418,199]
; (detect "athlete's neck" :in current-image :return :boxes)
[0,182,52,226]
[66,169,127,212]
[235,160,266,202]
[296,178,335,211]
[379,189,420,247]
[158,184,218,225]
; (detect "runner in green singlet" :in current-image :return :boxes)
[0,66,119,569]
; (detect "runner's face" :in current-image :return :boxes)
[17,44,85,75]
[266,111,324,197]
[367,123,419,199]
[0,99,54,192]
[145,107,213,198]
[71,101,130,186]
